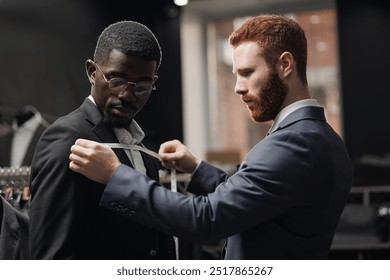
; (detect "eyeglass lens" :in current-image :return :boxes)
[109,78,154,96]
[94,62,156,97]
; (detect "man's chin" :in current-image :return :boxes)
[103,115,133,128]
[251,112,274,123]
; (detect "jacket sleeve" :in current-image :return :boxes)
[186,161,229,195]
[29,121,86,259]
[100,131,314,244]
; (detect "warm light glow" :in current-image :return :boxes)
[174,0,189,6]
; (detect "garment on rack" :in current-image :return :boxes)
[0,106,49,213]
[0,166,31,213]
[0,195,30,259]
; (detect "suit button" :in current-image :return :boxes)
[129,210,135,216]
[150,249,157,256]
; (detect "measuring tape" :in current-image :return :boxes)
[105,143,178,258]
[104,143,176,191]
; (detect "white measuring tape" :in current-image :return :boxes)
[105,143,179,259]
[104,143,177,192]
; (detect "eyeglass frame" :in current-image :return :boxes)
[94,61,158,97]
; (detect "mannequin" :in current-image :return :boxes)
[0,105,49,210]
[15,105,37,127]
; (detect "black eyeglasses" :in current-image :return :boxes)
[94,62,158,97]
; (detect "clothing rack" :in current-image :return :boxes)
[0,166,31,212]
[0,166,31,183]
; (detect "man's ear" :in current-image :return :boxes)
[279,51,293,78]
[85,59,96,85]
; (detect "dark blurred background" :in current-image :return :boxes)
[0,0,183,150]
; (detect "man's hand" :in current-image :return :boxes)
[69,139,120,184]
[158,139,201,173]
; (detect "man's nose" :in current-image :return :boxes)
[118,86,136,101]
[235,79,248,95]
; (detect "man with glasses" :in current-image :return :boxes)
[29,21,176,259]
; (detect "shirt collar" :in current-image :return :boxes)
[268,99,319,134]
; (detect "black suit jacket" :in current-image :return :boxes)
[29,98,175,259]
[100,106,353,259]
[0,196,30,259]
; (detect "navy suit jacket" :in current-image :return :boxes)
[101,106,353,259]
[29,98,175,259]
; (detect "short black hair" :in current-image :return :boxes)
[94,20,162,71]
